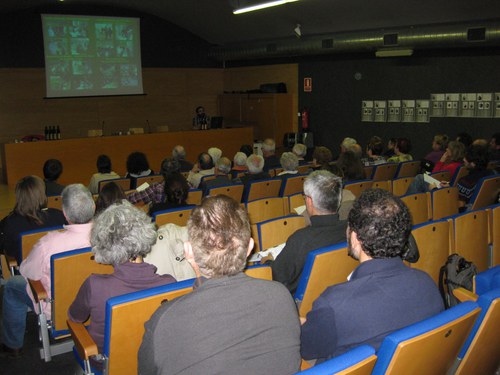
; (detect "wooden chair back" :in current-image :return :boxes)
[297,345,377,375]
[134,174,164,187]
[411,220,452,285]
[245,179,282,202]
[401,192,431,225]
[344,180,373,198]
[105,280,194,374]
[371,180,392,192]
[451,210,490,272]
[153,206,194,227]
[372,302,480,375]
[199,174,216,184]
[207,184,244,203]
[46,195,62,210]
[371,163,398,181]
[294,242,357,318]
[269,168,283,177]
[396,161,421,178]
[392,177,414,196]
[431,187,459,220]
[454,288,500,375]
[21,226,64,262]
[246,197,287,224]
[98,178,131,192]
[51,248,113,336]
[430,170,451,183]
[280,174,307,196]
[186,189,202,205]
[469,175,500,211]
[256,215,306,251]
[451,166,469,187]
[491,204,500,266]
[364,165,374,179]
[297,164,311,174]
[287,192,305,215]
[244,264,273,280]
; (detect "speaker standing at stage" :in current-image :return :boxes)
[192,106,210,130]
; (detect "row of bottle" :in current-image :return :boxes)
[45,126,61,140]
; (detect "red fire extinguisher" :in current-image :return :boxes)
[301,108,309,131]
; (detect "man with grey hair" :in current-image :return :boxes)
[272,171,347,294]
[200,156,232,195]
[187,152,215,189]
[231,151,248,178]
[277,152,299,180]
[172,145,193,172]
[238,154,271,199]
[1,184,95,357]
[207,147,222,165]
[292,143,308,165]
[262,138,280,172]
[139,195,301,374]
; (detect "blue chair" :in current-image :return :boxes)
[474,265,500,294]
[395,160,421,178]
[151,205,196,227]
[206,183,244,202]
[69,279,195,375]
[468,174,500,211]
[244,264,272,280]
[254,214,306,252]
[278,174,307,197]
[295,345,376,374]
[370,163,398,181]
[451,287,500,375]
[372,301,480,375]
[294,242,357,318]
[243,178,282,202]
[343,179,373,198]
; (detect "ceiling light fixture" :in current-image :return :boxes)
[375,49,414,57]
[233,0,299,15]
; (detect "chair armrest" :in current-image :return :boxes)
[28,279,48,303]
[5,254,18,269]
[452,287,478,302]
[67,319,99,360]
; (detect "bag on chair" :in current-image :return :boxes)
[439,253,477,309]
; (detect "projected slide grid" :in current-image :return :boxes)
[42,14,143,98]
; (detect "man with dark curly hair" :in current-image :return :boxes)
[300,189,443,363]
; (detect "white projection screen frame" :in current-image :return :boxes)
[42,14,144,98]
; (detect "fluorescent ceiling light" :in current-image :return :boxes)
[233,0,299,15]
[375,49,414,57]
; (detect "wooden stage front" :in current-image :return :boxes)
[2,127,253,187]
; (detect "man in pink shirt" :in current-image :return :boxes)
[1,184,95,358]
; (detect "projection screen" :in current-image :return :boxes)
[42,14,144,98]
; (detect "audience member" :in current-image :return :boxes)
[300,189,444,362]
[186,153,215,189]
[312,146,333,170]
[424,134,448,165]
[0,176,66,265]
[364,136,385,165]
[139,195,301,374]
[125,152,154,189]
[387,138,413,163]
[172,145,194,172]
[292,143,308,165]
[68,201,176,358]
[200,157,232,195]
[192,106,210,130]
[95,182,126,214]
[383,138,397,158]
[406,140,465,195]
[1,184,95,358]
[272,171,346,294]
[149,173,190,216]
[238,154,271,196]
[43,159,65,196]
[336,150,365,181]
[231,151,248,178]
[327,164,356,220]
[262,138,280,172]
[472,138,488,147]
[456,132,473,149]
[277,152,299,179]
[207,147,222,165]
[88,155,120,194]
[489,132,500,161]
[239,144,253,157]
[340,137,357,154]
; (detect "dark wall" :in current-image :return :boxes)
[298,48,500,160]
[0,5,220,68]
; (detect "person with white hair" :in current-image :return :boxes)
[68,201,176,358]
[1,184,95,358]
[340,137,357,154]
[262,138,280,172]
[292,143,308,165]
[236,154,271,199]
[231,151,248,178]
[207,147,222,165]
[139,196,301,374]
[277,152,299,180]
[172,145,194,172]
[200,157,232,195]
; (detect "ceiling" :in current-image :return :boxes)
[2,0,500,46]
